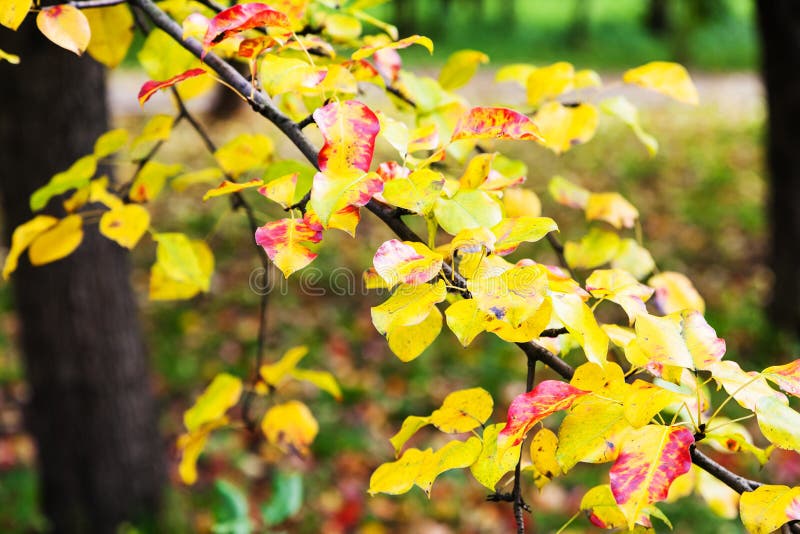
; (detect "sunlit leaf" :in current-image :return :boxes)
[601,96,658,156]
[261,400,318,456]
[260,54,325,96]
[610,425,694,529]
[177,417,226,485]
[0,48,20,63]
[368,448,431,495]
[468,264,548,328]
[495,63,537,87]
[373,239,443,287]
[470,423,521,491]
[491,216,557,255]
[259,345,308,386]
[93,128,128,159]
[585,192,639,229]
[581,484,629,529]
[351,34,433,61]
[414,438,482,496]
[763,359,800,398]
[30,154,96,211]
[36,5,90,56]
[498,380,589,451]
[130,161,182,202]
[310,168,383,226]
[430,387,493,433]
[503,188,541,218]
[623,61,699,105]
[386,305,443,362]
[739,485,800,534]
[586,268,653,324]
[84,4,134,68]
[551,292,609,366]
[184,373,242,432]
[648,271,705,315]
[564,227,621,270]
[438,49,489,91]
[138,29,214,102]
[151,232,212,292]
[28,214,83,266]
[624,380,683,428]
[548,175,589,209]
[531,428,560,480]
[526,61,574,106]
[171,168,225,192]
[389,415,430,456]
[99,204,150,249]
[324,13,361,41]
[695,468,739,519]
[434,190,502,235]
[756,397,800,452]
[382,168,444,214]
[2,215,58,279]
[574,69,602,89]
[611,239,656,280]
[557,395,628,471]
[138,68,207,106]
[314,99,380,174]
[707,360,786,411]
[289,369,342,400]
[533,101,598,154]
[371,280,447,335]
[450,107,543,143]
[445,298,488,347]
[202,2,289,50]
[149,238,213,300]
[0,0,31,30]
[130,114,173,159]
[214,133,273,178]
[254,215,322,278]
[202,178,263,201]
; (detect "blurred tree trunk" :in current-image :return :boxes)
[645,0,669,35]
[567,0,591,48]
[394,0,416,38]
[0,18,164,534]
[756,0,800,336]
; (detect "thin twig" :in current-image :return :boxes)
[69,0,126,7]
[511,352,538,534]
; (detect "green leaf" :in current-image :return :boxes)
[212,480,251,534]
[30,155,96,211]
[262,471,303,526]
[433,190,502,236]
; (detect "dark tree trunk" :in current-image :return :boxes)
[0,17,164,534]
[756,1,800,337]
[645,0,669,35]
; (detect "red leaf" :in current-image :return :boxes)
[313,100,380,173]
[202,3,290,51]
[138,68,207,106]
[451,107,544,143]
[499,380,588,447]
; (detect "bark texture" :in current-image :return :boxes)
[756,0,800,336]
[0,18,164,534]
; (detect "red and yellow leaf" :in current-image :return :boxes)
[351,34,433,61]
[373,239,443,287]
[138,68,207,106]
[610,425,694,529]
[763,359,800,398]
[99,204,150,249]
[314,99,380,174]
[310,168,383,226]
[254,215,322,278]
[36,5,90,56]
[202,178,263,201]
[0,0,31,30]
[202,3,289,51]
[498,380,588,450]
[450,107,543,143]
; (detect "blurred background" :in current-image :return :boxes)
[2,0,799,532]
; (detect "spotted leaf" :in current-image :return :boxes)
[450,107,543,143]
[373,239,443,287]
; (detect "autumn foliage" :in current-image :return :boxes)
[3,0,800,532]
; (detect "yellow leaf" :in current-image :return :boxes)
[99,204,150,249]
[585,192,639,230]
[586,268,653,324]
[707,360,785,411]
[564,227,621,270]
[176,417,227,485]
[389,415,431,456]
[0,48,20,63]
[386,306,443,362]
[351,34,433,61]
[259,345,308,386]
[214,134,273,178]
[611,239,656,281]
[324,13,361,41]
[202,178,263,201]
[130,114,173,159]
[93,128,128,158]
[382,169,445,215]
[434,189,503,236]
[415,437,482,496]
[149,235,213,300]
[84,4,134,68]
[368,448,432,496]
[37,5,90,56]
[445,298,488,347]
[580,484,628,529]
[130,161,182,203]
[623,61,699,105]
[491,216,558,256]
[430,387,493,433]
[28,214,83,266]
[531,428,560,479]
[259,173,300,209]
[756,396,800,452]
[739,485,800,534]
[486,297,552,343]
[371,280,447,335]
[2,215,58,279]
[526,61,574,106]
[502,188,541,218]
[470,423,521,491]
[30,154,96,211]
[468,264,548,328]
[648,271,705,315]
[551,292,609,367]
[495,63,537,87]
[573,69,602,89]
[548,175,589,209]
[695,468,739,519]
[557,396,629,471]
[438,49,489,91]
[262,400,319,456]
[624,380,683,428]
[183,373,242,432]
[289,369,342,400]
[534,101,598,154]
[0,0,31,30]
[632,312,694,369]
